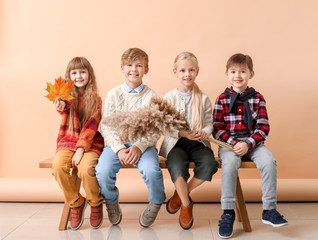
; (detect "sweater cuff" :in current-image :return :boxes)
[245,137,256,150]
[134,142,149,153]
[76,138,91,152]
[111,144,127,154]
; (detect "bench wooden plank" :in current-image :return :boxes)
[40,156,254,232]
[39,156,257,169]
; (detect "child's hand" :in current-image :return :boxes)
[197,130,208,140]
[72,148,84,167]
[179,131,201,141]
[118,148,129,166]
[233,142,249,156]
[55,97,66,112]
[125,145,142,166]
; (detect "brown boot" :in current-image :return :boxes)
[166,191,181,214]
[179,201,193,230]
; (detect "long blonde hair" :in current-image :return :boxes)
[174,52,203,131]
[65,57,100,131]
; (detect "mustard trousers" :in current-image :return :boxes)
[51,149,104,208]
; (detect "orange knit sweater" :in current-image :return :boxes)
[56,94,104,155]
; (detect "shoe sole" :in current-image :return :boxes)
[71,200,87,231]
[139,215,153,228]
[111,212,122,225]
[218,232,233,239]
[179,217,193,230]
[166,199,180,214]
[262,219,288,227]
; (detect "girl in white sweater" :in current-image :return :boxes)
[159,52,218,230]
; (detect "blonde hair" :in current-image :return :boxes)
[65,57,100,131]
[174,52,203,131]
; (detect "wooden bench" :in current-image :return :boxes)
[39,156,256,232]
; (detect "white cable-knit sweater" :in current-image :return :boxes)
[100,84,158,153]
[159,89,213,158]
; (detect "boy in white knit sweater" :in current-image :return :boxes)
[96,48,166,227]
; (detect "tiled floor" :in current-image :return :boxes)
[0,202,317,240]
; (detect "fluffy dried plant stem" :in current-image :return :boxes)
[103,97,233,150]
[102,97,190,143]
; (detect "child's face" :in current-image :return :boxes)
[226,64,254,93]
[174,59,199,92]
[70,68,89,91]
[121,58,148,88]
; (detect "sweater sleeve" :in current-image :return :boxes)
[76,97,102,151]
[245,96,270,149]
[100,91,126,153]
[161,92,180,139]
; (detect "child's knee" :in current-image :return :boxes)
[77,164,95,179]
[51,164,69,177]
[142,166,163,180]
[221,157,241,171]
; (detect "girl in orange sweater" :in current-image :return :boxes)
[51,57,104,230]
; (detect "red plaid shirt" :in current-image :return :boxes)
[212,87,270,150]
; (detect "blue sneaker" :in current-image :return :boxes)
[262,209,288,227]
[218,214,235,239]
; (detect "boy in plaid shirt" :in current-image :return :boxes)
[213,53,288,238]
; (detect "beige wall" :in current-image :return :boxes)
[1,0,318,201]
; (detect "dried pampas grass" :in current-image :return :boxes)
[103,97,233,150]
[102,97,191,143]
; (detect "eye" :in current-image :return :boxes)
[180,69,185,72]
[137,64,142,67]
[71,71,76,75]
[231,71,235,74]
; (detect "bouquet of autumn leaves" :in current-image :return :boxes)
[45,76,75,102]
[103,97,233,150]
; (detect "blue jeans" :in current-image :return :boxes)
[96,144,166,204]
[219,144,277,210]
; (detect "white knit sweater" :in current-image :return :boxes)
[101,84,158,153]
[159,88,213,158]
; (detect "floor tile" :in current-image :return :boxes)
[1,202,318,240]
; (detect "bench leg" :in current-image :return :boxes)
[58,167,82,231]
[235,176,252,232]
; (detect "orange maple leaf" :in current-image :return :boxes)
[45,76,75,102]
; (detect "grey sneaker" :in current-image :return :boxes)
[105,201,122,225]
[139,202,161,227]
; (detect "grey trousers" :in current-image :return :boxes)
[219,144,277,210]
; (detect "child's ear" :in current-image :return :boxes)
[250,71,255,79]
[196,67,200,76]
[144,67,149,75]
[173,68,177,75]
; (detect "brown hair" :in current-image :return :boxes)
[121,48,149,68]
[65,57,100,130]
[226,53,253,72]
[174,52,203,131]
